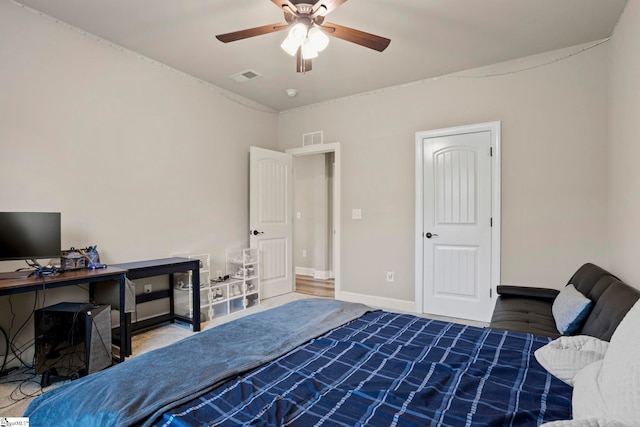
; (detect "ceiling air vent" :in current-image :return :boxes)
[229,69,262,83]
[302,131,323,146]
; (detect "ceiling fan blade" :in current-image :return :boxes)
[216,23,289,43]
[321,22,390,52]
[312,0,349,17]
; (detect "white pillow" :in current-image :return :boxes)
[534,335,608,386]
[552,284,592,335]
[572,299,640,423]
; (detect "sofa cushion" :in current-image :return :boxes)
[490,296,560,338]
[569,264,619,301]
[579,280,640,341]
[552,284,592,335]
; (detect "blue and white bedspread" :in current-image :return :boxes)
[154,311,572,427]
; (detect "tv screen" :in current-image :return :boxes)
[0,212,61,261]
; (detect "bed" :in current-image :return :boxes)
[25,298,572,426]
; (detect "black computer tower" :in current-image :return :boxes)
[34,302,112,386]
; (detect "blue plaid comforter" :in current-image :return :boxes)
[153,311,572,426]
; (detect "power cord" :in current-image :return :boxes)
[0,366,45,411]
[0,326,10,377]
[8,292,39,368]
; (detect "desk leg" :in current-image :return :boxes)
[169,273,175,324]
[118,274,128,361]
[192,268,201,332]
[125,312,132,356]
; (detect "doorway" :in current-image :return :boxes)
[414,122,501,322]
[286,143,341,298]
[292,153,334,298]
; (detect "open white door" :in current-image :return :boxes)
[250,146,294,299]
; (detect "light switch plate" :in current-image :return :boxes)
[352,209,362,220]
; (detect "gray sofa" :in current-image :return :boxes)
[489,263,640,341]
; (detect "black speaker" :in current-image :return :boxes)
[34,302,112,386]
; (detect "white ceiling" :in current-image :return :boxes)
[17,0,627,111]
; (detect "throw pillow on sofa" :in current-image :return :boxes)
[552,284,592,334]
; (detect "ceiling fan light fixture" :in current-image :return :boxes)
[280,35,300,56]
[307,27,329,52]
[289,23,308,43]
[301,39,318,60]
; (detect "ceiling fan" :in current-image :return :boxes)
[215,0,391,72]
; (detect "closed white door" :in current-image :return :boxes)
[250,147,293,298]
[421,129,494,322]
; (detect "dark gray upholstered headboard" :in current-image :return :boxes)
[569,263,640,341]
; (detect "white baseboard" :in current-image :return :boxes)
[313,270,331,280]
[295,268,333,280]
[336,291,415,313]
[295,267,315,276]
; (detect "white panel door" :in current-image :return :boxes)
[422,130,493,321]
[250,146,293,299]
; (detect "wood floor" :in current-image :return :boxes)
[295,275,335,298]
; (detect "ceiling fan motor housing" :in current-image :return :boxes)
[293,3,314,14]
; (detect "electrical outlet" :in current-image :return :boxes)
[302,249,307,258]
[144,283,152,294]
[386,271,394,282]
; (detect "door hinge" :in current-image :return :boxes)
[490,217,493,227]
[490,288,493,298]
[490,147,493,156]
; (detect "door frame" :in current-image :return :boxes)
[414,122,501,315]
[286,143,341,298]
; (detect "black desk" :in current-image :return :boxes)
[111,257,201,355]
[0,267,129,362]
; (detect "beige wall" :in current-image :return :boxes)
[0,1,278,267]
[278,42,610,304]
[0,1,278,363]
[608,0,640,287]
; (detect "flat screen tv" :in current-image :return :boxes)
[0,212,61,262]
